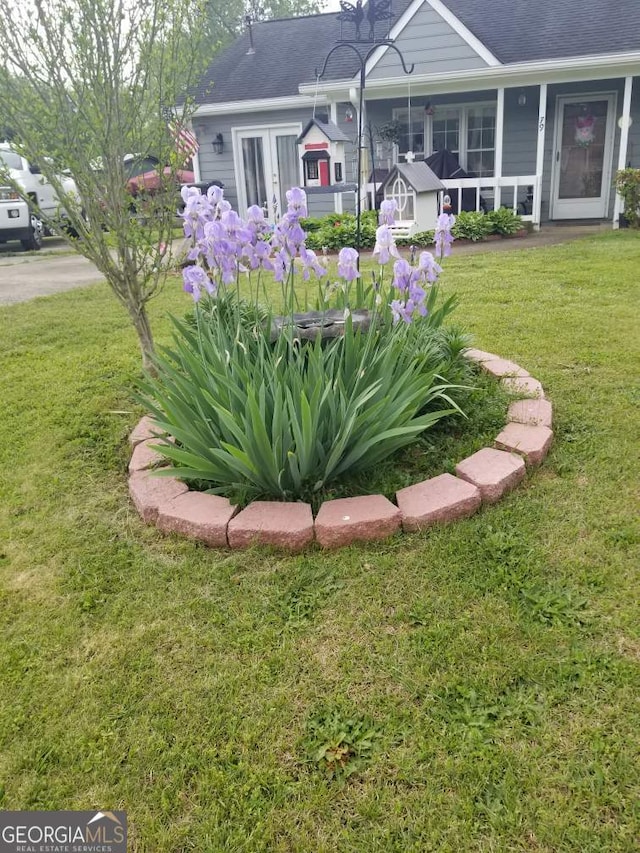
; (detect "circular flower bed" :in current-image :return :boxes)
[129,185,552,549]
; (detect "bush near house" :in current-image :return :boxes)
[303,211,378,251]
[614,168,640,228]
[485,207,524,236]
[452,211,492,241]
[302,208,524,251]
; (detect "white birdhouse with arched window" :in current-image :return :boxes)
[297,118,348,189]
[380,162,444,235]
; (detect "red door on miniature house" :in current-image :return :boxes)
[319,159,330,186]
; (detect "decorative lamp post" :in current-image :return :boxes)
[315,0,414,258]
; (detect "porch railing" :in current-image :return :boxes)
[439,175,539,223]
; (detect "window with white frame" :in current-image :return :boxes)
[428,103,496,177]
[385,175,415,221]
[466,106,495,177]
[392,107,425,160]
[431,108,460,158]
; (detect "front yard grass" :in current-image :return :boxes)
[0,231,639,851]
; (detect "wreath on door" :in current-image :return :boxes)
[575,108,596,148]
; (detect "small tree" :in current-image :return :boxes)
[0,0,210,371]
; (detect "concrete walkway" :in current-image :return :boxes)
[0,224,613,306]
[448,223,610,256]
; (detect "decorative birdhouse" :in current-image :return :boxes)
[297,118,349,189]
[379,162,444,234]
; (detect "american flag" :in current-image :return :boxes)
[168,120,199,160]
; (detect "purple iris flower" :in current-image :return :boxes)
[273,249,292,283]
[245,240,275,272]
[379,199,398,226]
[417,251,442,283]
[180,187,210,240]
[408,282,428,315]
[273,211,306,260]
[207,184,224,206]
[392,259,412,293]
[183,265,215,302]
[373,225,401,266]
[337,247,359,282]
[390,298,415,325]
[434,213,456,259]
[286,187,308,218]
[299,248,326,280]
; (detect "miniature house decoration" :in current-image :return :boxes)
[379,162,444,234]
[297,118,349,189]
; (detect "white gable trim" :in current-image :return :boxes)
[365,0,501,78]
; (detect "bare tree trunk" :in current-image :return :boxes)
[127,301,156,375]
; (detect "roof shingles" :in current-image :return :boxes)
[195,0,640,105]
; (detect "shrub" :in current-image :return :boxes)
[485,207,523,236]
[305,211,378,251]
[614,168,640,228]
[397,230,435,247]
[452,211,491,241]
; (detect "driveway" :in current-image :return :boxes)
[0,237,104,305]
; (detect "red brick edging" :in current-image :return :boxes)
[128,349,553,550]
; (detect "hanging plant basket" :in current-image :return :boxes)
[378,120,402,145]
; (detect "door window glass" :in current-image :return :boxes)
[275,134,300,213]
[241,137,267,208]
[558,100,608,199]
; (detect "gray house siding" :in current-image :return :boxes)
[502,88,538,179]
[368,3,491,81]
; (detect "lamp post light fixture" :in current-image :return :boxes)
[212,133,224,154]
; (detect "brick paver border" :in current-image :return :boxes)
[129,350,553,550]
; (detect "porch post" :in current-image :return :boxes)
[533,83,548,231]
[330,101,344,214]
[494,87,504,209]
[191,121,202,184]
[613,75,634,228]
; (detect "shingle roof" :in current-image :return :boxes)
[193,0,415,104]
[444,0,640,64]
[194,0,640,105]
[298,118,351,143]
[383,162,444,193]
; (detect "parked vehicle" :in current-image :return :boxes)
[0,143,79,250]
[123,154,222,208]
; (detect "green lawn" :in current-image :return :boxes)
[0,231,639,852]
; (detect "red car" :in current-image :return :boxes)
[123,155,222,206]
[123,154,194,196]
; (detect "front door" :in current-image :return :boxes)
[235,125,301,220]
[551,95,616,219]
